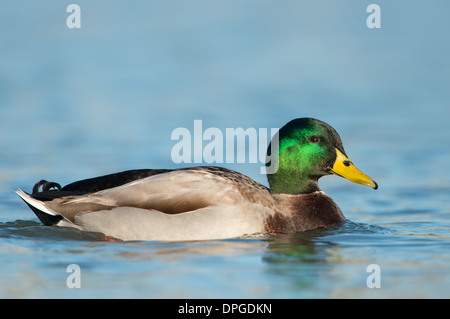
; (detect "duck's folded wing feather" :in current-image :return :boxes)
[46,169,273,221]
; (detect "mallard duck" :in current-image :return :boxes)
[16,118,377,241]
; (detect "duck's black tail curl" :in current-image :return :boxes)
[32,180,61,194]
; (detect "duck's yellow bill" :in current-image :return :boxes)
[328,148,378,190]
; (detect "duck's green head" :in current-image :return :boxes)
[267,118,377,194]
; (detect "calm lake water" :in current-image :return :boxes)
[1,1,449,298]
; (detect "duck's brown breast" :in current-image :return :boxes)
[264,191,346,234]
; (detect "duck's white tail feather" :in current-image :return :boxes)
[15,189,74,227]
[15,189,58,216]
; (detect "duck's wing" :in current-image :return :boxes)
[60,169,172,194]
[17,167,274,226]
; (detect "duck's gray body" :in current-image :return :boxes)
[16,166,345,241]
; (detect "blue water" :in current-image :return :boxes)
[1,1,450,298]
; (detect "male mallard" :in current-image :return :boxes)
[16,118,377,241]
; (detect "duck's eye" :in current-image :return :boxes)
[308,135,320,144]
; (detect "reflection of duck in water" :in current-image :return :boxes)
[17,118,377,241]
